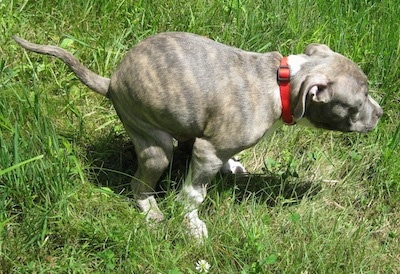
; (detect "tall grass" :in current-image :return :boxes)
[1,0,399,272]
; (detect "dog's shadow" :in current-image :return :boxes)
[86,133,321,207]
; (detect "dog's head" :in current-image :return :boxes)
[291,44,383,133]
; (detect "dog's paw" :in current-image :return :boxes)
[145,209,165,223]
[137,196,165,223]
[220,157,248,174]
[184,210,208,242]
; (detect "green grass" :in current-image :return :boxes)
[1,0,399,272]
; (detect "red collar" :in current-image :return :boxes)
[278,57,295,125]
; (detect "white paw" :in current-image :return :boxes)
[137,196,165,222]
[220,157,247,174]
[184,210,208,241]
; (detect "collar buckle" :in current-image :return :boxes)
[277,65,290,82]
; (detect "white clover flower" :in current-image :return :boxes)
[195,259,211,273]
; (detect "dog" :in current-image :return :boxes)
[13,32,382,240]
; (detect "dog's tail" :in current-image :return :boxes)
[13,36,110,97]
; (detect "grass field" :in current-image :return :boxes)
[1,0,399,273]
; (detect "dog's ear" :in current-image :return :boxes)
[294,75,331,119]
[304,44,333,57]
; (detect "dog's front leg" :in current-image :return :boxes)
[220,157,247,174]
[177,138,225,241]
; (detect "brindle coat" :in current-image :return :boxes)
[14,32,382,240]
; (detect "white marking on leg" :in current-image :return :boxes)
[179,184,206,207]
[177,138,224,241]
[178,184,208,240]
[184,209,208,240]
[137,196,165,222]
[220,158,248,174]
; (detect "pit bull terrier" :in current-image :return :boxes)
[13,32,382,240]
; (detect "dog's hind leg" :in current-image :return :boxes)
[177,138,228,240]
[128,129,173,222]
